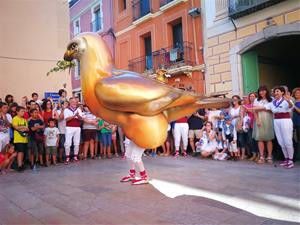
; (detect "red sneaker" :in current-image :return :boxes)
[279,159,288,166]
[174,151,180,158]
[132,171,149,185]
[64,156,70,165]
[120,169,135,182]
[284,161,294,169]
[182,150,188,157]
[73,155,79,162]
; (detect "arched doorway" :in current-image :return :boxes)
[230,23,300,95]
[242,35,300,93]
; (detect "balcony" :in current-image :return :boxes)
[128,42,194,75]
[228,0,285,19]
[90,16,102,32]
[160,0,175,7]
[128,55,153,74]
[132,0,152,22]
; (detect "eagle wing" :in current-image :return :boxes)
[94,71,199,116]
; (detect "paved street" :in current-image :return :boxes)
[0,156,299,225]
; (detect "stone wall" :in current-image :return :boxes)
[206,8,300,96]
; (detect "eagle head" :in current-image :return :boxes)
[63,35,87,61]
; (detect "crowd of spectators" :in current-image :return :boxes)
[0,85,299,174]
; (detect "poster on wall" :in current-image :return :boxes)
[44,92,60,103]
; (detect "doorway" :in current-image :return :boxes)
[242,35,300,93]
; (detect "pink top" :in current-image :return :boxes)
[245,103,254,128]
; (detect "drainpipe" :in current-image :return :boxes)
[191,0,199,65]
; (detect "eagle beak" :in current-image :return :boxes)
[64,49,75,61]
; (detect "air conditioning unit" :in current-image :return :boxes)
[188,7,201,18]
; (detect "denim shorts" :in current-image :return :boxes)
[99,132,112,147]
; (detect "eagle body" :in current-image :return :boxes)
[64,33,230,148]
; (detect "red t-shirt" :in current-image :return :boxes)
[176,117,188,123]
[43,110,53,124]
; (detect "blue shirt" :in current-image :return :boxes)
[293,101,300,126]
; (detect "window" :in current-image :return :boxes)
[91,4,102,32]
[140,0,150,17]
[119,0,127,12]
[132,0,151,21]
[73,19,80,36]
[144,36,152,70]
[171,21,183,62]
[74,60,80,80]
[172,21,183,49]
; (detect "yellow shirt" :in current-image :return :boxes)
[12,116,28,143]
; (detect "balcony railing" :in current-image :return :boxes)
[160,0,175,7]
[228,0,285,19]
[132,0,152,21]
[128,42,194,74]
[90,16,102,32]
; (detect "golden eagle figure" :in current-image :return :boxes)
[64,33,230,149]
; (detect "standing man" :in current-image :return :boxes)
[64,98,82,164]
[188,109,206,156]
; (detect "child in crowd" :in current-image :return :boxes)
[28,109,45,169]
[222,116,238,160]
[12,106,29,172]
[58,89,68,106]
[111,124,118,157]
[44,118,60,166]
[0,144,17,174]
[215,111,226,150]
[98,119,112,158]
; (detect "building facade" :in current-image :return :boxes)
[114,0,205,93]
[69,0,115,101]
[0,0,72,103]
[202,0,300,96]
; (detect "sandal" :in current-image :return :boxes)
[266,157,273,164]
[257,157,265,164]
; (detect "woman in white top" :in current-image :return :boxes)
[198,121,218,158]
[252,86,274,164]
[230,95,246,159]
[245,86,294,169]
[82,105,98,159]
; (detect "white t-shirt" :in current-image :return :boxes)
[64,107,83,120]
[253,98,269,107]
[265,98,291,114]
[44,127,60,147]
[82,112,97,130]
[56,109,66,134]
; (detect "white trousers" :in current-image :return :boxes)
[64,127,81,156]
[0,132,10,151]
[274,119,294,160]
[174,123,189,151]
[124,138,144,163]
